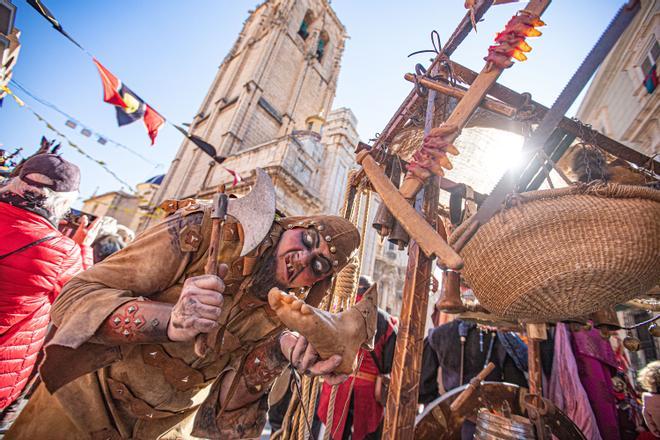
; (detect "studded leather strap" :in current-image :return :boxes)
[96,300,172,344]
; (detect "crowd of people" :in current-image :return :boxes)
[0,147,657,439]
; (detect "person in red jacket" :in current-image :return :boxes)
[316,276,398,440]
[0,154,98,413]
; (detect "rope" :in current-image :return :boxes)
[283,172,367,439]
[322,385,339,440]
[306,378,322,437]
[276,380,301,439]
[296,375,312,440]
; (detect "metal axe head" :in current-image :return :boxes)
[227,168,276,256]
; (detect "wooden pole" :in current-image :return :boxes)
[447,59,657,170]
[382,186,437,439]
[372,0,495,151]
[383,60,442,439]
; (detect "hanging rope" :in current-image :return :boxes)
[322,385,338,440]
[281,172,369,439]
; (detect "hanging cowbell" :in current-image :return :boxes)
[623,336,641,352]
[590,307,621,332]
[388,220,410,250]
[372,203,394,238]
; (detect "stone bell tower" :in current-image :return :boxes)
[154,0,348,206]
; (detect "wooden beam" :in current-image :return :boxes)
[403,73,517,117]
[526,323,546,398]
[448,60,657,169]
[382,177,438,440]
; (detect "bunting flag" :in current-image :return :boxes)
[26,0,86,50]
[11,80,161,167]
[224,167,243,187]
[1,84,134,190]
[93,59,165,144]
[173,125,225,164]
[172,125,240,186]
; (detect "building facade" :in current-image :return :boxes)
[152,0,347,208]
[576,0,659,158]
[82,174,164,233]
[576,0,659,369]
[82,191,139,231]
[0,0,20,98]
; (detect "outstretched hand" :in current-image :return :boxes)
[280,331,348,386]
[72,216,103,247]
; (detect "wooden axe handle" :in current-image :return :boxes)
[450,362,496,413]
[194,186,226,357]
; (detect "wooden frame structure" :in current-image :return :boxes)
[347,1,657,438]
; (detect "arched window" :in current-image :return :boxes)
[316,31,329,61]
[298,10,314,40]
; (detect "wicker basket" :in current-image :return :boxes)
[449,183,660,321]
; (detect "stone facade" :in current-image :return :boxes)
[82,191,139,231]
[152,0,347,205]
[576,0,659,368]
[82,175,164,233]
[576,0,659,158]
[0,0,20,99]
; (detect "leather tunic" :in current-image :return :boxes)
[8,201,288,439]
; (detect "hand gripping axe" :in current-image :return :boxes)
[194,168,276,356]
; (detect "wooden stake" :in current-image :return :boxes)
[526,323,546,397]
[383,64,442,440]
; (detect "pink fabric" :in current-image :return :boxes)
[548,323,602,440]
[572,329,621,440]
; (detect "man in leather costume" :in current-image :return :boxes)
[7,198,361,439]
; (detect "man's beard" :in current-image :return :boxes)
[247,251,287,300]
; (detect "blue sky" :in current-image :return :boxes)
[0,0,624,203]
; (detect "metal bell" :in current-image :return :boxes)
[649,323,660,338]
[623,336,641,352]
[388,220,409,250]
[373,203,394,238]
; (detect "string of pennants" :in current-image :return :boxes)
[1,84,135,190]
[10,79,161,167]
[83,196,168,221]
[21,0,242,186]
